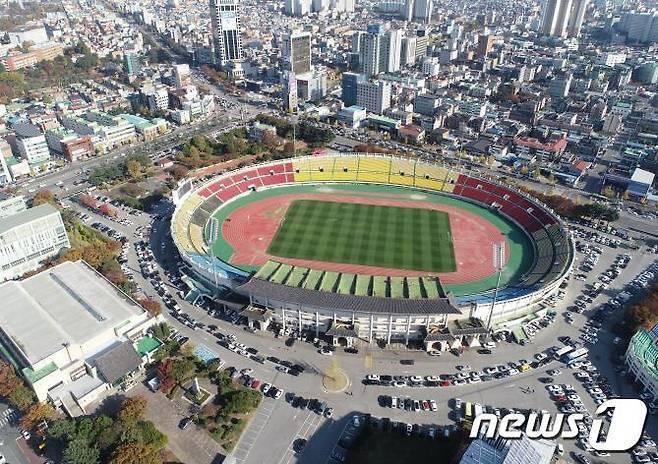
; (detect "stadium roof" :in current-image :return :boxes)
[0,203,59,236]
[0,261,145,365]
[237,278,461,315]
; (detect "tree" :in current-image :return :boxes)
[78,194,98,210]
[118,396,147,425]
[19,402,55,429]
[0,361,21,396]
[109,443,161,464]
[125,159,143,180]
[261,131,280,150]
[138,298,162,316]
[32,190,56,206]
[8,384,35,411]
[222,389,261,414]
[137,421,168,449]
[168,164,189,181]
[62,438,100,464]
[170,358,195,384]
[48,419,77,441]
[99,203,117,217]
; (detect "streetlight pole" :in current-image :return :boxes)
[486,241,506,336]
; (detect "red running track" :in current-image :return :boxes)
[221,193,509,284]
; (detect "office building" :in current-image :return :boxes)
[460,434,555,464]
[210,0,243,66]
[0,194,26,219]
[297,69,327,102]
[283,30,312,75]
[342,72,365,106]
[634,62,658,84]
[13,122,51,167]
[0,203,70,281]
[0,260,163,414]
[356,80,391,114]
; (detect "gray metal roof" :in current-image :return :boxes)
[12,122,43,138]
[94,341,142,385]
[237,278,461,315]
[0,203,60,236]
[0,261,145,365]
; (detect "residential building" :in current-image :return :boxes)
[633,62,658,84]
[356,80,391,114]
[548,74,572,97]
[0,140,13,185]
[514,136,568,161]
[412,0,432,23]
[359,25,402,76]
[476,34,494,59]
[173,63,192,88]
[0,203,70,281]
[618,12,658,44]
[540,0,588,38]
[598,52,626,67]
[123,52,142,76]
[0,260,162,415]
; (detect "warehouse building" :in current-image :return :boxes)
[0,261,163,415]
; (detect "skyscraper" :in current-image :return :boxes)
[567,0,588,38]
[540,0,588,38]
[341,72,365,106]
[359,25,403,76]
[210,0,243,66]
[283,30,312,75]
[412,0,432,23]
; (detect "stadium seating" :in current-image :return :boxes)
[389,159,416,186]
[332,157,360,182]
[356,157,392,184]
[172,154,571,296]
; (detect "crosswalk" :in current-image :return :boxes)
[0,408,17,428]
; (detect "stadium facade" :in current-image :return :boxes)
[171,153,574,347]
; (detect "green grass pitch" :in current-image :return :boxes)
[267,200,456,273]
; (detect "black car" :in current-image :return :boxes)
[293,438,307,453]
[300,398,311,409]
[291,396,302,408]
[400,359,415,365]
[285,338,296,347]
[179,417,193,430]
[477,349,492,355]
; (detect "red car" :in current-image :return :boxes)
[440,380,452,387]
[250,379,261,390]
[422,401,430,411]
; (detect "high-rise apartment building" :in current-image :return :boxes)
[359,25,402,76]
[283,30,312,75]
[540,0,589,38]
[412,0,432,23]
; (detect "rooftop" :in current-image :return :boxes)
[0,261,145,366]
[0,203,60,236]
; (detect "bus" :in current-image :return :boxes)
[563,347,589,365]
[464,402,473,421]
[554,346,574,360]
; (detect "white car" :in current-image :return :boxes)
[534,353,548,361]
[261,383,271,394]
[429,400,438,411]
[319,348,333,356]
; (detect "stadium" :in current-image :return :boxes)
[171,153,574,350]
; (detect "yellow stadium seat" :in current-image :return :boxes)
[308,157,336,181]
[414,177,443,191]
[189,223,206,254]
[332,156,360,181]
[292,158,313,182]
[389,159,415,186]
[443,170,458,193]
[357,157,391,183]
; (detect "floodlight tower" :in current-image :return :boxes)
[485,241,506,334]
